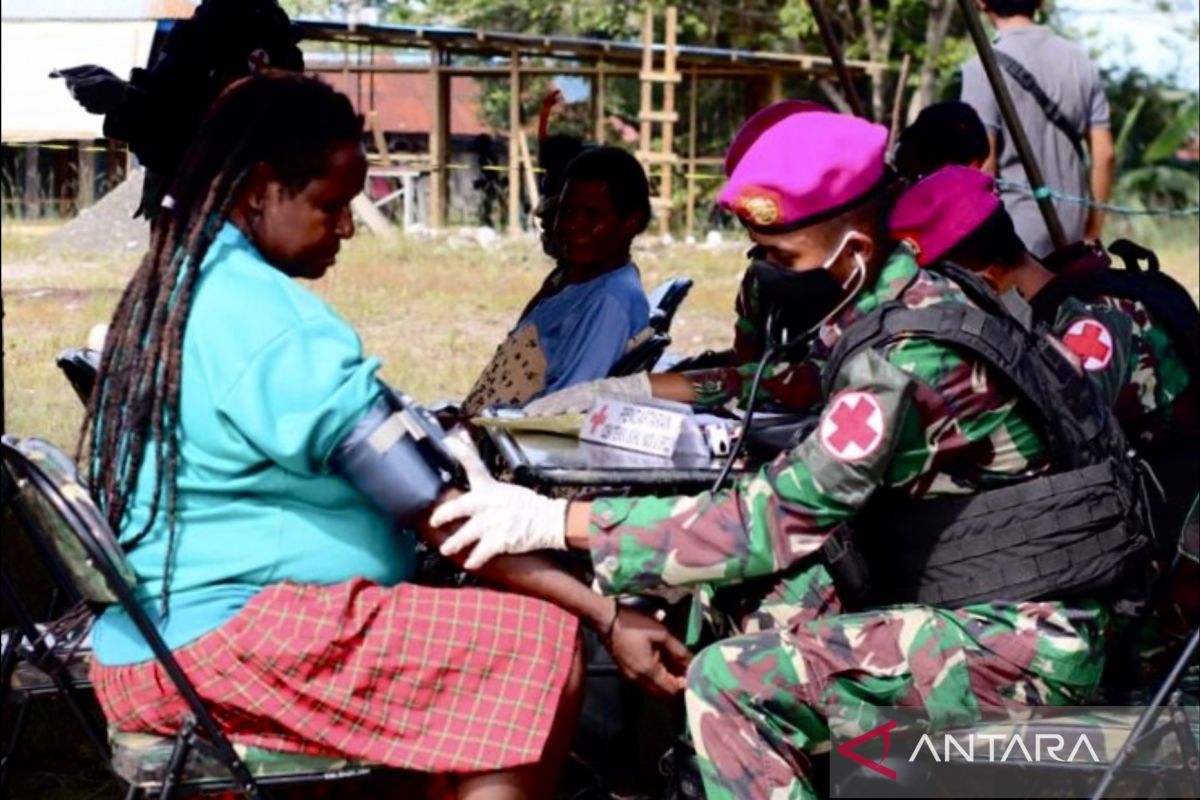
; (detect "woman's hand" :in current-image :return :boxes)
[430,436,568,569]
[603,604,692,697]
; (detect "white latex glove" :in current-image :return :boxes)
[431,435,568,570]
[87,323,109,352]
[523,372,652,417]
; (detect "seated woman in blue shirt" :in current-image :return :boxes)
[81,72,687,799]
[463,146,652,413]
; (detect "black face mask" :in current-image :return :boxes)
[747,259,850,353]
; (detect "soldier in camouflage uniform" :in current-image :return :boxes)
[431,103,1138,799]
[890,164,1196,688]
[889,165,1193,447]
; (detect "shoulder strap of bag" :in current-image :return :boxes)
[994,50,1087,162]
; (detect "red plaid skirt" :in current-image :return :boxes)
[90,579,579,772]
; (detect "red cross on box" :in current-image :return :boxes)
[1062,319,1113,371]
[820,390,885,461]
[588,406,609,433]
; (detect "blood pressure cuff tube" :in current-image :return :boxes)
[331,388,461,525]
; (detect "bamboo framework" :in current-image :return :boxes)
[296,15,886,235]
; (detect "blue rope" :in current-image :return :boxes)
[998,179,1200,217]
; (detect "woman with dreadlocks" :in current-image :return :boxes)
[81,72,687,797]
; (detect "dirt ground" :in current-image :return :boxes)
[1,214,1197,799]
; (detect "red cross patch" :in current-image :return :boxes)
[819,390,886,462]
[588,405,609,434]
[1062,318,1113,371]
[247,48,271,72]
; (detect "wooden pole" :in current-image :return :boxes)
[356,42,364,110]
[518,131,540,207]
[594,61,607,144]
[507,50,521,236]
[370,111,391,166]
[369,42,377,116]
[807,0,867,118]
[768,71,784,104]
[956,0,1066,249]
[429,46,450,229]
[659,5,678,236]
[77,141,95,209]
[104,139,121,191]
[888,53,912,148]
[23,145,39,219]
[686,68,698,242]
[638,8,654,158]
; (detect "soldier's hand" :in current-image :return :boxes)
[605,606,691,697]
[432,436,568,569]
[51,65,126,115]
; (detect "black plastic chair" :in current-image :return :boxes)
[647,277,693,335]
[0,436,392,799]
[56,348,100,406]
[609,332,672,378]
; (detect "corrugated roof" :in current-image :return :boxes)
[1,0,195,21]
[320,70,490,136]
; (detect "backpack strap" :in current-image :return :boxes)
[1033,261,1200,386]
[1108,239,1161,274]
[823,268,1113,471]
[994,50,1087,163]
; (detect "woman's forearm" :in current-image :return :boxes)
[419,512,614,631]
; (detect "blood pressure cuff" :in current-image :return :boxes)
[331,387,462,524]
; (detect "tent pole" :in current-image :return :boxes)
[957,0,1067,249]
[807,0,867,119]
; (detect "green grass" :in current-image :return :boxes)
[4,217,1197,452]
[0,223,747,450]
[1104,217,1200,295]
[1,215,1197,798]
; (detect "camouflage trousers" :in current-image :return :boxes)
[685,565,1108,800]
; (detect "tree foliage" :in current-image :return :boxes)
[285,0,1199,219]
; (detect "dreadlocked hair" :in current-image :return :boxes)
[79,71,363,615]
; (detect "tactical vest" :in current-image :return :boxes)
[1033,239,1200,554]
[818,264,1152,611]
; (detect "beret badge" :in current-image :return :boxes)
[735,192,781,228]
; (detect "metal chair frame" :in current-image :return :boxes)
[1,459,108,791]
[2,437,271,798]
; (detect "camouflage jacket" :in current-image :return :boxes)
[1051,296,1136,410]
[683,261,1176,422]
[1094,295,1195,445]
[588,249,1059,596]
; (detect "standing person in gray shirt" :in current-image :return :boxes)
[960,0,1116,257]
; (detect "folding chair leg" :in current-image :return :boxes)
[0,572,109,765]
[158,718,196,800]
[1,622,19,705]
[0,699,29,791]
[1090,628,1200,799]
[0,626,24,791]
